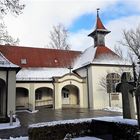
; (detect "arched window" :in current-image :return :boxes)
[106,73,120,93]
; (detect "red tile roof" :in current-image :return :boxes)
[0,45,81,68]
[96,15,106,30]
[88,13,110,38]
[94,45,119,59]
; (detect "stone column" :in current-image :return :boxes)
[29,83,35,111]
[54,83,62,109]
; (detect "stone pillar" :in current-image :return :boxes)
[79,86,84,108]
[7,71,16,115]
[54,83,62,109]
[29,84,35,111]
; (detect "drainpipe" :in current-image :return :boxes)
[5,70,9,118]
[86,67,90,109]
[52,78,55,110]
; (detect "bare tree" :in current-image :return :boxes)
[114,45,123,59]
[120,25,140,58]
[0,0,25,45]
[0,21,19,45]
[48,24,70,50]
[114,45,135,64]
[0,0,25,16]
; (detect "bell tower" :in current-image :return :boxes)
[88,9,110,47]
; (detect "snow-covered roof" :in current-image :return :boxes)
[74,46,96,69]
[93,54,132,65]
[16,68,70,81]
[74,45,132,70]
[0,52,19,68]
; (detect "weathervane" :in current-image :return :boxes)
[97,8,100,16]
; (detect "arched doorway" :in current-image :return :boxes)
[0,79,6,118]
[16,87,29,110]
[61,85,79,108]
[35,87,53,108]
[106,73,121,107]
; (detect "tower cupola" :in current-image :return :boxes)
[88,9,110,47]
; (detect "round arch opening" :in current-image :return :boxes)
[16,87,29,110]
[61,85,79,108]
[35,87,53,109]
[0,78,6,118]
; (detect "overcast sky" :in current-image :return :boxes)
[3,0,140,51]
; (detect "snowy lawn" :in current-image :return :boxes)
[6,137,28,140]
[4,136,103,140]
[29,116,137,128]
[73,136,102,140]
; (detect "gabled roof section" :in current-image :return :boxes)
[0,52,19,68]
[0,45,81,68]
[74,45,132,70]
[73,46,96,69]
[94,45,119,59]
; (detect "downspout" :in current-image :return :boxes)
[86,67,90,109]
[5,70,9,118]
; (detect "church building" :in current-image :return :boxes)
[0,11,132,122]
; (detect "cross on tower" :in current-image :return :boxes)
[68,66,73,74]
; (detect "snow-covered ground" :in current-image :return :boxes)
[29,117,93,128]
[0,106,135,140]
[73,136,102,140]
[0,118,20,130]
[16,110,38,114]
[103,106,122,113]
[6,137,28,140]
[1,116,138,140]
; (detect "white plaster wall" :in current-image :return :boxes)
[16,83,30,90]
[87,66,94,108]
[34,83,53,91]
[65,86,78,105]
[90,65,132,109]
[75,69,88,108]
[7,71,16,114]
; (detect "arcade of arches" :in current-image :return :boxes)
[15,85,81,110]
[15,74,85,111]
